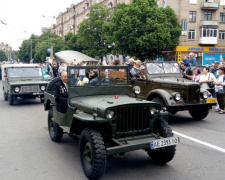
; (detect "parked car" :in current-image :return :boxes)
[129,61,217,120]
[1,64,48,105]
[44,66,179,180]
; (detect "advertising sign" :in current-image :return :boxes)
[202,53,225,66]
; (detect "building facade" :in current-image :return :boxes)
[53,0,225,65]
[158,0,225,65]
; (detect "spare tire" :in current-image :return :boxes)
[46,77,61,94]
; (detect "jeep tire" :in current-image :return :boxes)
[145,119,176,165]
[46,77,61,94]
[48,108,63,142]
[151,97,169,121]
[189,106,209,120]
[80,128,106,180]
[9,95,14,105]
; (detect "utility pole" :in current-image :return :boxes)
[30,38,32,61]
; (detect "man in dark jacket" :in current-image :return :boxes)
[54,71,68,113]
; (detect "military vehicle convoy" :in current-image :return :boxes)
[44,66,179,180]
[1,64,48,105]
[129,61,217,120]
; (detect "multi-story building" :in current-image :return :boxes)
[53,0,225,65]
[158,0,225,65]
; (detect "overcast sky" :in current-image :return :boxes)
[0,0,82,50]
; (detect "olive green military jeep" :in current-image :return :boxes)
[129,61,217,120]
[1,64,48,105]
[44,66,179,180]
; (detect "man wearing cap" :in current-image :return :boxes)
[189,52,197,69]
[128,58,139,78]
[212,61,220,77]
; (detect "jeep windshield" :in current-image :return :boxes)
[146,62,180,75]
[7,67,43,78]
[69,66,128,86]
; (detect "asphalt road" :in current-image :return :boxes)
[0,81,225,180]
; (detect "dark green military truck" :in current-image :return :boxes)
[129,61,217,120]
[2,64,48,105]
[44,66,179,180]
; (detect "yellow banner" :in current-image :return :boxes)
[176,46,225,52]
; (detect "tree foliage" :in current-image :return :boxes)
[0,50,8,61]
[76,3,110,59]
[107,0,181,60]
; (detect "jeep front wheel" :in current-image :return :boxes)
[189,106,209,120]
[48,108,63,142]
[151,97,169,121]
[145,119,176,165]
[9,95,14,105]
[80,128,106,180]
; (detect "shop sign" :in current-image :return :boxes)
[202,53,225,66]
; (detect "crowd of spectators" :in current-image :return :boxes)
[180,53,225,114]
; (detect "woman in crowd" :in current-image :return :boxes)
[185,67,201,82]
[199,66,216,95]
[214,67,225,114]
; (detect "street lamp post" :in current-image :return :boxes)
[42,15,55,59]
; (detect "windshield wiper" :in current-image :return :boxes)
[21,79,32,81]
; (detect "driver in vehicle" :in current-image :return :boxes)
[54,71,68,114]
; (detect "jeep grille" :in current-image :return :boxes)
[185,85,200,103]
[114,104,152,136]
[20,86,39,93]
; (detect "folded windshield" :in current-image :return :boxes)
[69,66,128,86]
[146,62,180,75]
[7,67,43,78]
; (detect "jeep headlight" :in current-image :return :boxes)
[150,106,158,115]
[202,91,208,99]
[106,110,115,119]
[133,86,141,95]
[14,87,20,93]
[40,85,46,91]
[174,93,181,101]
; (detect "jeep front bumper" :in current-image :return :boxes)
[167,102,216,112]
[106,134,178,155]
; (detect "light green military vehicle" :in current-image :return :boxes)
[129,61,217,120]
[44,66,179,180]
[1,64,48,105]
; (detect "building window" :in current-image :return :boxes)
[204,12,212,20]
[188,29,195,39]
[163,0,167,8]
[108,2,113,8]
[181,19,187,31]
[221,0,225,5]
[190,0,197,4]
[219,30,225,40]
[189,11,197,22]
[201,28,217,37]
[220,13,225,23]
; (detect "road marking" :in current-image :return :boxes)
[173,131,225,153]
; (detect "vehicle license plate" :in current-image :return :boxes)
[206,98,217,103]
[150,137,179,149]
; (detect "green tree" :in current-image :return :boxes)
[107,0,182,60]
[0,50,7,61]
[76,3,110,60]
[34,31,65,62]
[18,34,39,63]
